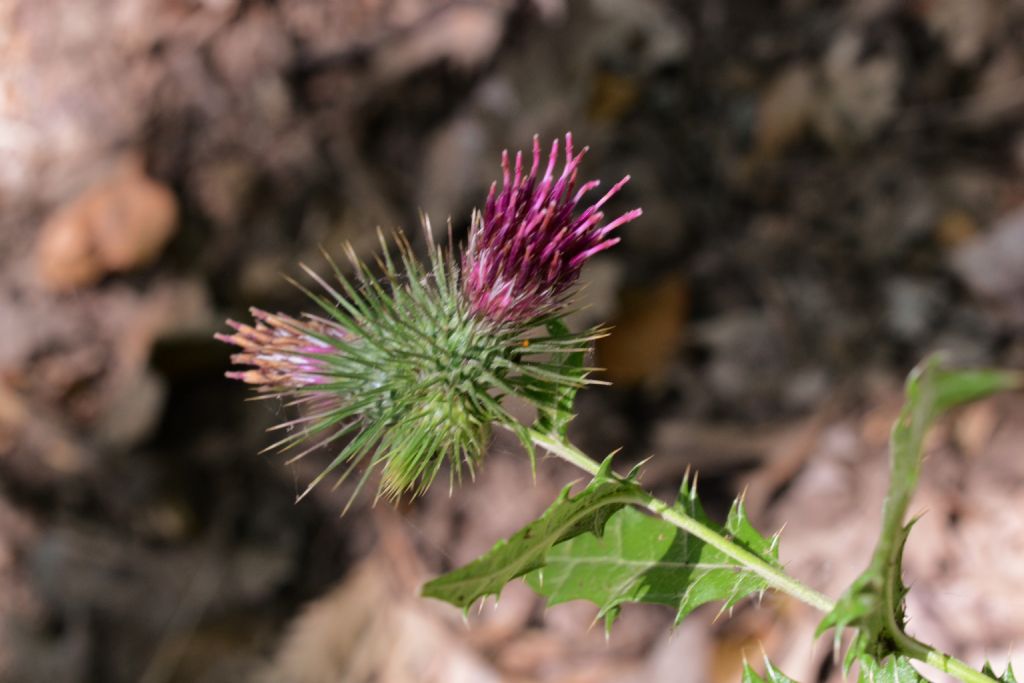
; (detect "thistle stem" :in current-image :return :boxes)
[530,431,834,613]
[881,532,999,683]
[895,634,999,683]
[528,430,997,683]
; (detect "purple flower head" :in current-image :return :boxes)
[463,133,642,323]
[215,307,347,392]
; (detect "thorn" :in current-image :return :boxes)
[712,602,729,623]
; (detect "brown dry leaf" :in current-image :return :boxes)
[496,629,568,677]
[936,209,979,249]
[0,380,88,476]
[35,155,178,291]
[0,496,41,678]
[209,5,294,85]
[596,273,687,386]
[371,4,506,81]
[0,382,27,457]
[953,399,1000,459]
[951,204,1024,321]
[962,46,1024,126]
[918,0,998,66]
[814,30,901,147]
[754,63,815,161]
[262,552,501,683]
[589,71,641,122]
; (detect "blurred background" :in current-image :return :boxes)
[2,0,1024,681]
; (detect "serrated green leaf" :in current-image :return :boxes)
[422,456,640,610]
[819,356,1022,664]
[982,662,1018,683]
[524,473,780,630]
[858,655,926,683]
[742,657,798,683]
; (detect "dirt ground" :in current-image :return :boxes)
[1,1,1024,681]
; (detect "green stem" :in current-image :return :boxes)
[635,488,835,613]
[879,525,998,683]
[529,430,996,683]
[530,431,834,613]
[895,633,998,683]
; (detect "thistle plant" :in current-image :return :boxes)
[220,134,1022,683]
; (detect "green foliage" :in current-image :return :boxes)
[422,456,641,610]
[742,657,798,683]
[982,663,1018,683]
[425,454,784,634]
[858,656,926,683]
[523,471,781,629]
[738,644,927,682]
[532,318,591,439]
[421,353,1020,683]
[818,356,1022,668]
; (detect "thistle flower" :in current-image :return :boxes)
[463,133,642,323]
[217,233,600,507]
[219,135,640,508]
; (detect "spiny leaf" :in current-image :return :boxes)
[818,356,1022,665]
[982,662,1018,683]
[742,657,798,683]
[422,456,640,611]
[524,472,781,631]
[858,655,926,683]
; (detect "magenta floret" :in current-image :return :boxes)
[463,133,641,323]
[214,307,346,391]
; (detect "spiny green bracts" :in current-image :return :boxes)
[217,230,604,507]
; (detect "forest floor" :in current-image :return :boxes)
[1,1,1024,681]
